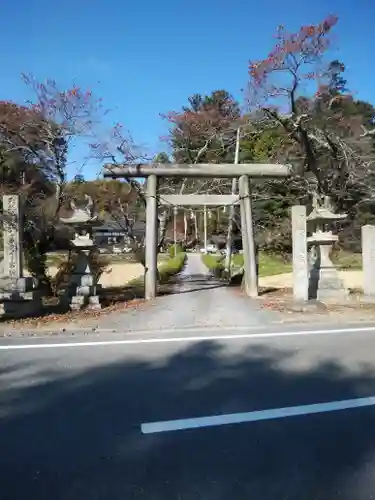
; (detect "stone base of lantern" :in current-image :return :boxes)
[70,289,101,311]
[309,266,349,302]
[308,245,349,302]
[65,250,102,311]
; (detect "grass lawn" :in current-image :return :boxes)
[257,253,292,277]
[43,251,169,271]
[201,252,292,277]
[202,250,363,277]
[231,253,292,277]
[331,250,362,270]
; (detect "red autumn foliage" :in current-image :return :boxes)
[89,120,140,169]
[0,100,44,141]
[0,75,102,164]
[20,74,102,134]
[163,92,240,138]
[245,14,375,209]
[0,75,107,203]
[248,15,339,108]
[164,108,235,138]
[0,101,54,195]
[161,91,241,162]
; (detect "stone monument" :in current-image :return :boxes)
[0,194,41,318]
[3,194,23,279]
[307,196,349,301]
[60,195,101,311]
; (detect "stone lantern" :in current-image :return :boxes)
[60,195,101,311]
[307,196,349,301]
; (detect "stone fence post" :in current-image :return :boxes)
[292,205,308,302]
[362,225,375,299]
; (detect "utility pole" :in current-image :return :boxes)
[225,127,240,273]
[203,205,208,251]
[173,205,178,256]
[183,210,188,243]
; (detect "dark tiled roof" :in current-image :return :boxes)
[93,218,146,239]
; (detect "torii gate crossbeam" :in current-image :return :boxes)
[103,163,291,178]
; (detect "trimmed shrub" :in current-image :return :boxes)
[159,252,186,282]
[169,243,184,257]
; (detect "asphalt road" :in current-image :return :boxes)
[2,324,375,499]
[2,255,375,499]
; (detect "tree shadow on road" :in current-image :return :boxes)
[160,272,228,296]
[1,340,375,499]
[98,274,226,303]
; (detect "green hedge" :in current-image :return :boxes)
[127,252,186,287]
[169,243,184,257]
[201,254,224,271]
[201,254,226,278]
[159,252,186,282]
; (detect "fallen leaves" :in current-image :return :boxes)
[0,298,146,330]
[235,285,375,317]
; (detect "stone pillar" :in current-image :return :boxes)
[292,205,308,302]
[145,174,158,300]
[362,225,375,298]
[3,195,23,280]
[239,175,258,297]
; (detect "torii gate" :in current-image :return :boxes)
[103,163,291,300]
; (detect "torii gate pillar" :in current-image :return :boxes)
[145,174,158,300]
[239,175,259,297]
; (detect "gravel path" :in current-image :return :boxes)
[86,254,278,332]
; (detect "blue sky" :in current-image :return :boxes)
[0,0,374,179]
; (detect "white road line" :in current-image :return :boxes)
[0,325,375,350]
[141,396,375,434]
